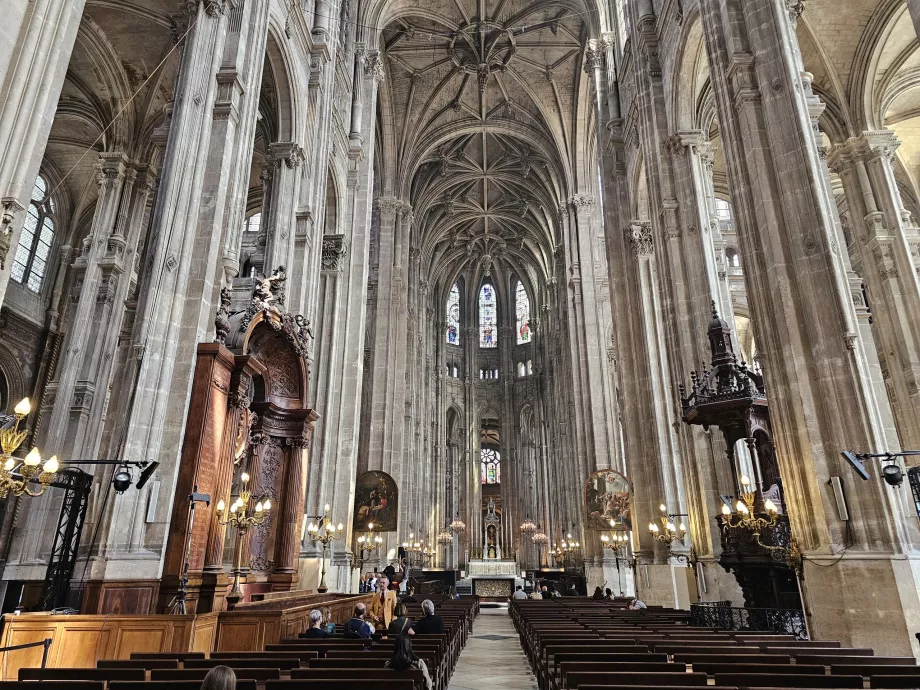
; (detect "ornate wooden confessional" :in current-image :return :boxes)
[159,270,318,613]
[679,305,801,611]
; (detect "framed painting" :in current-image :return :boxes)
[353,470,398,532]
[585,469,631,530]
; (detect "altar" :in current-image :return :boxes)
[467,559,519,598]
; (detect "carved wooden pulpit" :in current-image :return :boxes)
[159,275,318,613]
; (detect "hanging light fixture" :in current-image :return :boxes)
[519,515,536,534]
[449,513,466,534]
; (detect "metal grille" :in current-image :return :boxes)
[691,601,808,640]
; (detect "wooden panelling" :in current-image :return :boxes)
[81,581,160,615]
[0,593,373,677]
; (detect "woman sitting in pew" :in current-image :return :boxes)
[387,602,416,636]
[302,609,331,638]
[385,632,433,690]
[201,666,236,690]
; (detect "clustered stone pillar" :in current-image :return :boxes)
[829,132,920,449]
[696,0,920,653]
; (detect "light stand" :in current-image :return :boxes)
[215,472,270,606]
[307,503,342,593]
[167,486,211,614]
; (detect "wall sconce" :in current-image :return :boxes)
[649,505,695,567]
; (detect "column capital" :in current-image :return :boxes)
[829,130,901,172]
[569,194,596,216]
[270,142,306,169]
[376,196,401,222]
[96,152,129,188]
[363,51,385,82]
[626,220,653,257]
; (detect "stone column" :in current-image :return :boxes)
[829,132,920,448]
[99,0,269,579]
[304,50,382,592]
[0,0,87,309]
[264,143,305,273]
[698,0,918,653]
[43,158,157,462]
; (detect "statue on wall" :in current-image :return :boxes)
[254,265,287,312]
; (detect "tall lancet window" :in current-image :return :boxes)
[516,281,531,344]
[446,283,461,345]
[12,173,56,293]
[481,448,500,484]
[479,283,497,348]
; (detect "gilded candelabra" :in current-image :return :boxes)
[449,514,466,534]
[649,505,697,567]
[531,527,548,568]
[216,472,270,600]
[718,475,799,568]
[0,398,59,499]
[355,522,383,571]
[307,503,343,593]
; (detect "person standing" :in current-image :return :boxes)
[369,575,398,629]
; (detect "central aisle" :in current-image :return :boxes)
[447,605,537,690]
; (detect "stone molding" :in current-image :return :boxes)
[321,234,349,272]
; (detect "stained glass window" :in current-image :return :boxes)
[479,283,497,348]
[12,173,55,293]
[516,281,531,344]
[447,282,461,345]
[481,447,500,484]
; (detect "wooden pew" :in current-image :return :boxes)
[563,672,709,689]
[96,661,178,670]
[19,669,145,682]
[713,674,865,688]
[184,658,301,670]
[151,669,282,681]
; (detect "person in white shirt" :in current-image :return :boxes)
[512,585,528,600]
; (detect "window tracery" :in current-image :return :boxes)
[12,173,56,293]
[479,283,497,348]
[447,282,461,345]
[481,447,500,484]
[516,280,531,344]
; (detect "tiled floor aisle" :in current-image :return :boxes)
[447,606,537,690]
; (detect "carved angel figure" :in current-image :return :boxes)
[254,266,287,311]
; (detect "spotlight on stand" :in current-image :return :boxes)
[841,450,920,487]
[112,466,133,493]
[883,463,904,487]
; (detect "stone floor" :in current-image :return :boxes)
[447,605,537,690]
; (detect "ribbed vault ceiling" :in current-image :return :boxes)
[378,0,586,285]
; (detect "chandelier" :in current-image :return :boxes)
[437,526,454,545]
[719,476,778,534]
[531,529,548,546]
[519,516,536,534]
[449,514,466,534]
[0,398,60,499]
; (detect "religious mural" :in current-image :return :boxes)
[585,469,632,530]
[353,470,398,532]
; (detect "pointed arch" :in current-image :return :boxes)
[478,281,498,348]
[447,281,461,345]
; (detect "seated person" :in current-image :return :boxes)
[385,632,433,690]
[302,609,330,638]
[628,598,648,610]
[592,586,604,600]
[344,603,374,638]
[401,586,419,603]
[530,588,543,600]
[388,602,415,636]
[413,599,445,634]
[512,585,528,600]
[604,588,613,600]
[201,666,236,690]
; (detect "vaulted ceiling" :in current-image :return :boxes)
[377,0,588,286]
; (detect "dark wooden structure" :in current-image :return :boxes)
[679,305,799,610]
[159,274,318,614]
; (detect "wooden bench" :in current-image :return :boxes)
[267,678,416,690]
[869,677,920,688]
[129,654,205,661]
[564,671,709,689]
[184,658,300,670]
[109,682,257,690]
[97,661,178,670]
[0,682,104,690]
[713,674,865,688]
[19,670,145,682]
[209,651,318,662]
[150,669,281,681]
[831,665,920,677]
[291,667,427,689]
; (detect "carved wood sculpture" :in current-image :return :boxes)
[160,273,318,613]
